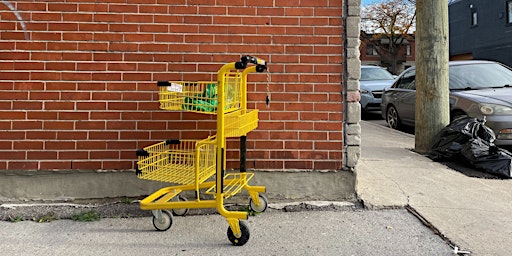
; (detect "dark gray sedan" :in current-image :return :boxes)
[381,60,512,146]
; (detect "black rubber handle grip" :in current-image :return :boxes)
[157,81,170,86]
[235,55,268,71]
[165,139,181,145]
[136,149,149,157]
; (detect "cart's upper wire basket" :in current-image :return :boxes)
[136,136,217,185]
[157,71,243,114]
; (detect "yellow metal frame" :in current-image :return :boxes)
[137,58,267,238]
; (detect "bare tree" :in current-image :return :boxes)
[360,0,416,74]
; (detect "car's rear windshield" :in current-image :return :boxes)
[360,67,394,81]
[449,63,512,90]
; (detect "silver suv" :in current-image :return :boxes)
[360,65,395,116]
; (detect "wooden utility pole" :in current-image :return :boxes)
[414,0,450,153]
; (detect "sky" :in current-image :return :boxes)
[361,0,375,6]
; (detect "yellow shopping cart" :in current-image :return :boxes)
[136,56,268,246]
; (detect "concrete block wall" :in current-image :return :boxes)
[343,0,362,168]
[0,0,348,173]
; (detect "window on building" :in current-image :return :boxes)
[507,1,512,24]
[366,44,378,56]
[406,45,411,56]
[471,9,478,26]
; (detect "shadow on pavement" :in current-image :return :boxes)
[441,161,504,179]
[438,145,512,180]
[362,111,415,135]
[361,111,382,121]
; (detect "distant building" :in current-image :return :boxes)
[359,31,415,75]
[449,0,512,67]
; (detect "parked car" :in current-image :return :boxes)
[381,60,512,146]
[360,65,396,116]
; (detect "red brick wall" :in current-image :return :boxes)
[0,0,343,171]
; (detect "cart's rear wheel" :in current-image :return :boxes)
[249,194,268,213]
[227,221,250,246]
[171,196,190,216]
[152,210,173,231]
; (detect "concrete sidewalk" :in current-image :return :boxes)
[356,121,512,255]
[3,120,511,255]
[1,208,454,256]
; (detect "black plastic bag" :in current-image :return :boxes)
[428,117,495,161]
[461,138,512,178]
[474,121,496,144]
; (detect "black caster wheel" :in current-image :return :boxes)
[172,196,190,216]
[249,194,268,213]
[227,221,250,246]
[152,210,173,231]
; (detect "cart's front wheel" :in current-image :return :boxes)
[152,210,173,231]
[227,221,250,246]
[172,196,190,216]
[249,194,268,213]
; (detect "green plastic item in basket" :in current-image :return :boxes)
[182,83,218,113]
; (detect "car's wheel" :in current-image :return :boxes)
[386,105,401,129]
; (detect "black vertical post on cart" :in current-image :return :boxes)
[240,136,247,173]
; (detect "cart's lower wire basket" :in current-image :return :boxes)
[136,136,217,185]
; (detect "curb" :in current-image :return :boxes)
[0,200,360,222]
